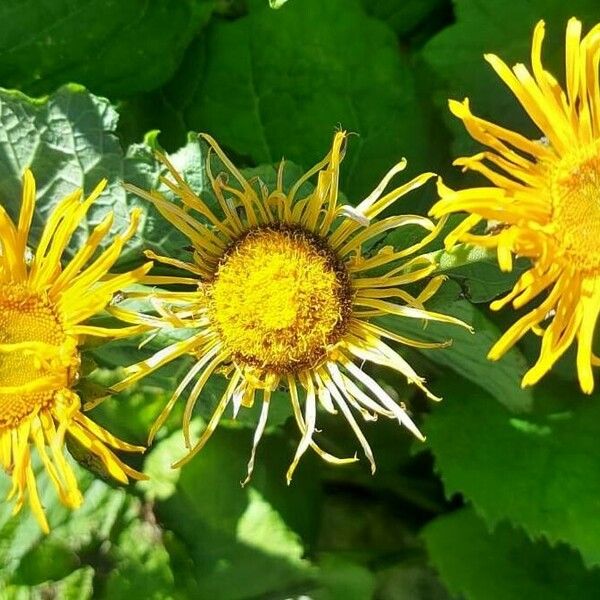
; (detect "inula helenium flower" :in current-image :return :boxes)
[0,171,150,531]
[116,132,468,481]
[431,18,600,393]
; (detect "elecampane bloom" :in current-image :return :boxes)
[117,132,468,481]
[0,170,151,532]
[430,18,600,393]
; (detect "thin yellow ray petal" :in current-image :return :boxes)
[242,390,271,485]
[575,279,600,393]
[16,169,36,261]
[181,351,228,448]
[26,462,49,534]
[112,332,205,392]
[171,389,232,469]
[325,373,376,474]
[286,373,317,483]
[342,358,425,440]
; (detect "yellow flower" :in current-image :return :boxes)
[116,132,468,482]
[430,18,600,394]
[0,170,151,532]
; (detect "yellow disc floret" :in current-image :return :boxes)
[550,141,600,272]
[0,284,76,429]
[117,131,464,483]
[209,225,352,373]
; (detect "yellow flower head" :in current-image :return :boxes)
[117,132,467,482]
[430,18,600,393]
[0,170,151,532]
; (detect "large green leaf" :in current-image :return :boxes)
[142,423,320,599]
[423,0,600,154]
[310,555,375,600]
[0,85,190,267]
[0,461,179,599]
[363,0,449,39]
[0,469,126,588]
[3,567,94,600]
[127,0,449,205]
[103,518,177,600]
[0,0,214,98]
[423,507,600,600]
[425,377,600,567]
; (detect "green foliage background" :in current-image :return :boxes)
[1,0,600,598]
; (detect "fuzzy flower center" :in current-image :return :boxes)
[0,285,71,429]
[209,226,352,373]
[551,142,600,271]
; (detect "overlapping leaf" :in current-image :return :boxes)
[131,0,449,205]
[0,465,176,599]
[0,0,214,97]
[141,423,319,599]
[424,507,600,600]
[0,85,191,267]
[426,378,600,567]
[423,0,600,153]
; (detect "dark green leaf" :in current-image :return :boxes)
[1,460,181,599]
[311,555,375,600]
[423,0,600,154]
[431,244,529,303]
[133,0,449,205]
[145,424,320,599]
[424,507,600,600]
[102,518,177,600]
[4,567,95,600]
[426,378,600,567]
[0,0,215,97]
[363,0,448,39]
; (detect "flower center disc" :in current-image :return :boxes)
[551,142,600,271]
[0,285,69,429]
[209,226,352,374]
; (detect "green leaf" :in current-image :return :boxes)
[87,323,196,444]
[425,378,600,567]
[0,465,123,582]
[382,218,527,304]
[423,0,600,154]
[144,424,319,599]
[3,567,95,600]
[103,519,177,600]
[311,555,375,600]
[0,0,215,98]
[0,85,188,267]
[373,563,450,600]
[0,458,182,599]
[363,0,448,39]
[423,507,600,600]
[378,280,533,412]
[133,0,449,204]
[8,539,80,587]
